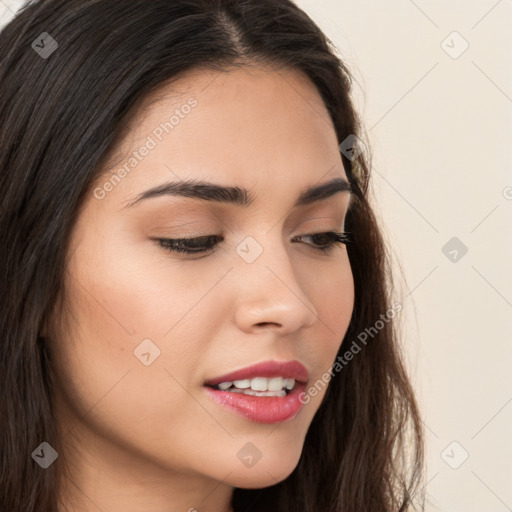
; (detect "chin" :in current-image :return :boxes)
[225,454,300,489]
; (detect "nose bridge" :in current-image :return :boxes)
[231,230,317,333]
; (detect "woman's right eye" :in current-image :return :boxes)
[153,235,223,254]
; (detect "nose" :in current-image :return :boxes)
[232,237,318,335]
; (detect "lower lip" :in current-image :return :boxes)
[203,382,307,424]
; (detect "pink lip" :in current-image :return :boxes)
[203,360,309,387]
[203,382,307,424]
[202,360,309,424]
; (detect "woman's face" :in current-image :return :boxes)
[50,64,354,506]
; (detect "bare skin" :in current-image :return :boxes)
[46,62,355,512]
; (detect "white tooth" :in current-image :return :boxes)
[250,377,268,391]
[218,381,233,390]
[240,389,257,395]
[253,389,286,397]
[285,378,295,390]
[233,379,251,389]
[267,377,284,391]
[230,388,286,397]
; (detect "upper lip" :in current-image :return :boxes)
[203,360,309,386]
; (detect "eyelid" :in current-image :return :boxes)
[152,217,346,239]
[294,217,346,233]
[150,221,220,238]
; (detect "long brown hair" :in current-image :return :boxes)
[0,0,424,510]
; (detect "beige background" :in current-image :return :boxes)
[2,1,511,510]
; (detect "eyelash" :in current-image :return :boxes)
[154,231,351,256]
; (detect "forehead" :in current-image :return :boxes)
[93,64,347,209]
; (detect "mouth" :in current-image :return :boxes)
[204,376,296,397]
[202,360,309,424]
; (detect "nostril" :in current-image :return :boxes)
[256,322,279,328]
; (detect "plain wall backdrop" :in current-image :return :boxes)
[1,1,511,510]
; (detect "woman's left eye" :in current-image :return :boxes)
[153,231,350,256]
[293,231,350,253]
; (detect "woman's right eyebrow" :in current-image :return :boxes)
[122,176,352,209]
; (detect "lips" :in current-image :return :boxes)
[203,360,309,387]
[203,381,307,423]
[202,360,309,424]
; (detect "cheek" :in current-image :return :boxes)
[51,260,213,471]
[305,255,354,351]
[66,232,206,340]
[56,248,206,393]
[53,235,224,422]
[297,256,354,407]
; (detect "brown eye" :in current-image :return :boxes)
[155,235,223,254]
[291,231,350,254]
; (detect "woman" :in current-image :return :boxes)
[0,0,424,510]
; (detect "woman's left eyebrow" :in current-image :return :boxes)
[122,176,352,209]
